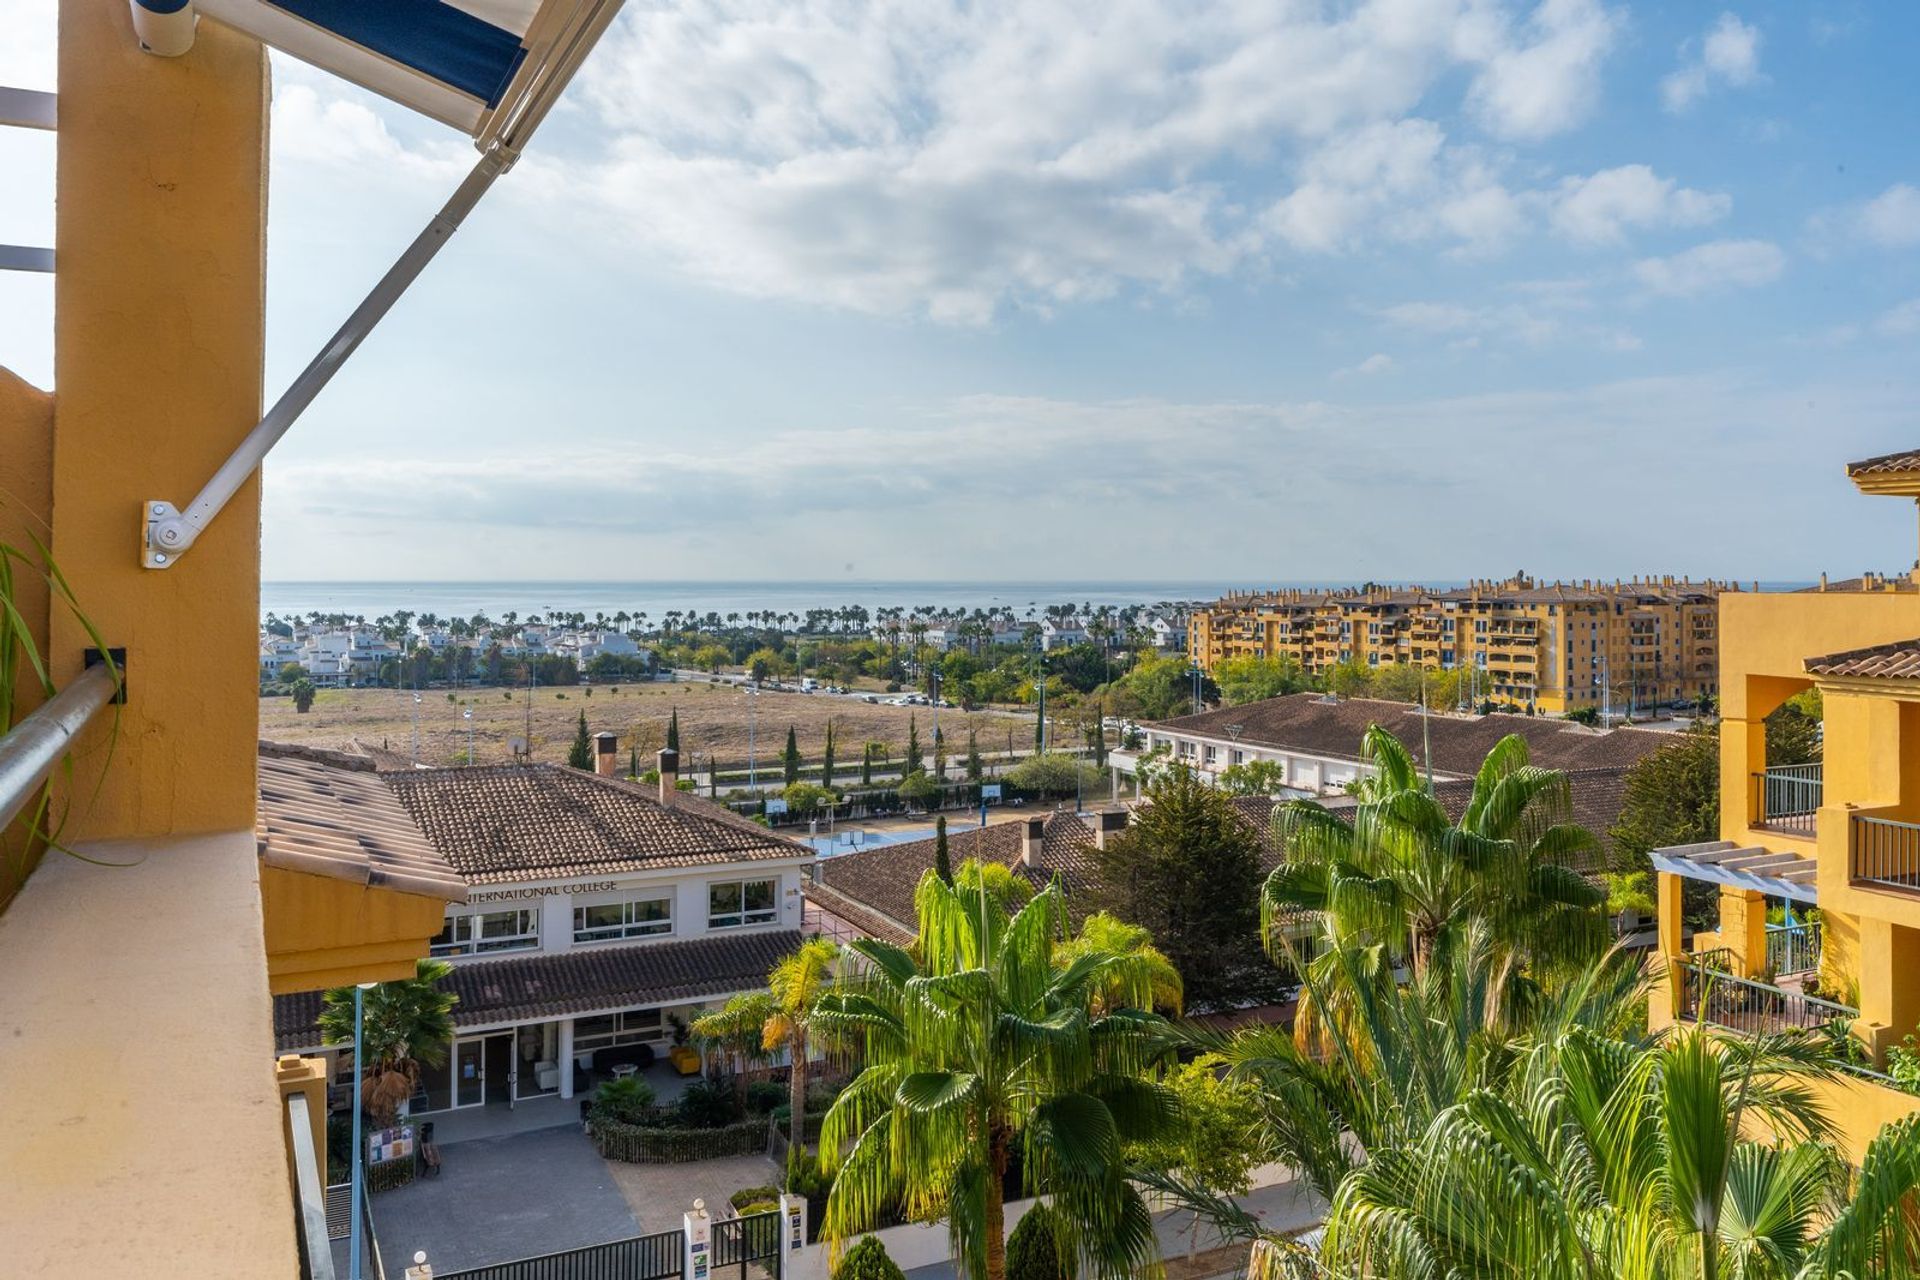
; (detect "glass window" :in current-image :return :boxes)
[709,878,779,928]
[574,1007,667,1052]
[573,894,673,943]
[431,907,539,956]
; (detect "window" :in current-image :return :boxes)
[573,894,673,943]
[431,907,539,956]
[708,878,778,929]
[573,1007,666,1052]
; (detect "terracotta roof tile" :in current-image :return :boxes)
[1805,638,1920,680]
[382,764,804,884]
[272,928,801,1051]
[257,743,467,901]
[1847,450,1920,476]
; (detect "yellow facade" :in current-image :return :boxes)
[1189,574,1726,714]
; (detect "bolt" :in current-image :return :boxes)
[150,503,166,516]
[152,553,168,565]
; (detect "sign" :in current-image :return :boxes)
[981,784,1003,800]
[765,798,789,816]
[469,881,619,903]
[369,1125,413,1164]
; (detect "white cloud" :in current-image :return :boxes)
[1334,353,1396,379]
[1632,238,1785,297]
[1546,165,1730,246]
[1466,0,1620,142]
[1661,13,1764,112]
[1878,299,1920,337]
[1859,185,1920,249]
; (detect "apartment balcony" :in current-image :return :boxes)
[1851,813,1920,894]
[1754,762,1822,837]
[1675,944,1853,1036]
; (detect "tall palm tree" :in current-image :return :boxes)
[813,869,1180,1280]
[1265,726,1606,987]
[763,937,840,1150]
[691,991,775,1110]
[319,958,457,1125]
[1303,1023,1920,1280]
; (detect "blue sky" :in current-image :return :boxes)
[4,1,1920,584]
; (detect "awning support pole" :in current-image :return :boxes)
[142,145,513,568]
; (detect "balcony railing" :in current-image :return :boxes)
[1754,762,1822,836]
[1766,920,1822,978]
[1852,813,1920,893]
[1676,954,1856,1036]
[287,1090,338,1280]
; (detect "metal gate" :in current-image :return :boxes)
[438,1224,685,1280]
[713,1210,783,1280]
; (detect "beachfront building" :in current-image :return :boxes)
[1646,450,1920,1158]
[1114,693,1669,795]
[269,739,811,1122]
[1188,575,1729,715]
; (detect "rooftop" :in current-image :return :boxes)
[257,743,467,901]
[1147,694,1670,777]
[1804,638,1920,681]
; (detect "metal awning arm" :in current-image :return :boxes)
[142,145,513,568]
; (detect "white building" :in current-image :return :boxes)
[1041,618,1088,649]
[269,740,812,1116]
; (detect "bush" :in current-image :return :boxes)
[676,1079,739,1128]
[587,1115,767,1163]
[591,1075,657,1125]
[1006,1203,1068,1280]
[745,1080,787,1115]
[832,1237,906,1280]
[784,1145,835,1242]
[730,1184,782,1216]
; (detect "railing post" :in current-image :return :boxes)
[779,1193,808,1280]
[404,1251,432,1280]
[685,1201,712,1280]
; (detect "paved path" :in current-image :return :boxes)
[373,1125,639,1276]
[605,1152,783,1231]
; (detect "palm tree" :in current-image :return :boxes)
[1299,1023,1920,1280]
[1265,725,1605,988]
[762,937,840,1150]
[319,958,457,1125]
[692,992,775,1110]
[812,867,1179,1280]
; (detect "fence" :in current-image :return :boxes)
[1676,956,1857,1036]
[1755,762,1822,835]
[1852,814,1920,892]
[587,1115,768,1163]
[437,1226,688,1280]
[1765,921,1822,978]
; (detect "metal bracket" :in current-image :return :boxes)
[143,501,186,569]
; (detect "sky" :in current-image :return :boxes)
[3,1,1920,585]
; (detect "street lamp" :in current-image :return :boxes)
[349,979,379,1280]
[747,687,758,791]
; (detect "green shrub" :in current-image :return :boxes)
[730,1185,782,1212]
[832,1237,905,1280]
[745,1080,787,1115]
[592,1075,657,1125]
[587,1115,766,1163]
[1006,1203,1068,1280]
[676,1079,739,1128]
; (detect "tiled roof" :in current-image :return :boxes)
[806,813,1099,944]
[1214,766,1629,876]
[382,764,804,884]
[1147,695,1668,776]
[1847,450,1920,476]
[272,928,801,1051]
[1805,638,1920,680]
[257,743,467,901]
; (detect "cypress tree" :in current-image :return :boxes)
[861,742,874,788]
[566,709,593,770]
[933,725,947,780]
[629,744,639,779]
[782,724,801,787]
[905,715,923,775]
[966,728,984,783]
[666,707,681,753]
[822,720,837,790]
[933,816,953,885]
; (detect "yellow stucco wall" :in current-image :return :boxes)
[261,867,451,994]
[46,0,267,843]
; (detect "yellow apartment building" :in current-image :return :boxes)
[1189,574,1728,715]
[0,1,606,1271]
[1648,448,1920,1160]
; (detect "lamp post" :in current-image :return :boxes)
[349,979,378,1280]
[747,686,758,791]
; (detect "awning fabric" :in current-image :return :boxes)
[196,0,616,148]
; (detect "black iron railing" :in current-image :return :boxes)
[1754,762,1821,835]
[1676,957,1856,1036]
[1852,813,1920,892]
[436,1225,689,1280]
[1766,921,1822,978]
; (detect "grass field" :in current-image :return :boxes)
[259,678,1039,771]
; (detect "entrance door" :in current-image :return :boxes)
[484,1034,513,1106]
[453,1037,487,1109]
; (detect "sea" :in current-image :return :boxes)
[259,579,1330,622]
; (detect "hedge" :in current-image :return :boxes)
[588,1115,767,1163]
[367,1155,416,1193]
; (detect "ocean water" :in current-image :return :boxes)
[259,579,1336,622]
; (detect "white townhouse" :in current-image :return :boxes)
[1041,618,1088,649]
[269,738,813,1117]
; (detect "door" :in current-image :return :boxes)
[484,1034,513,1106]
[453,1037,486,1109]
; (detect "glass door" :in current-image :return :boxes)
[453,1037,487,1109]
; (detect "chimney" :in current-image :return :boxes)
[657,747,679,801]
[1021,816,1045,868]
[1091,808,1127,850]
[593,731,619,778]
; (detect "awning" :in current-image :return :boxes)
[194,0,621,150]
[1650,839,1818,904]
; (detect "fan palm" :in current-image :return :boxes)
[813,866,1181,1280]
[763,936,841,1149]
[318,958,457,1125]
[1265,726,1606,988]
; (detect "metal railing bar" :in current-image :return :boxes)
[288,1092,339,1280]
[0,85,56,130]
[0,661,118,836]
[0,244,55,274]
